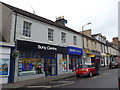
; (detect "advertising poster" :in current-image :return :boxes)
[0,59,9,75]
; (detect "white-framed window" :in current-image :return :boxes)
[73,36,77,45]
[61,32,66,43]
[48,28,54,41]
[23,21,31,37]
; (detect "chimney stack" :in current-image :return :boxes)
[55,16,67,25]
[112,37,119,45]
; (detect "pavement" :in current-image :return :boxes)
[1,66,109,89]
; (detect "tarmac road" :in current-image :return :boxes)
[25,68,118,89]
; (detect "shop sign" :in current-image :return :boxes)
[92,51,101,56]
[84,49,91,54]
[17,40,67,54]
[38,45,57,51]
[106,53,111,56]
[90,54,95,57]
[67,46,82,55]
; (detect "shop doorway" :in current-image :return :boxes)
[45,58,57,76]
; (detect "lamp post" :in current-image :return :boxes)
[82,22,91,64]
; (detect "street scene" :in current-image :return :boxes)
[24,67,118,89]
[0,0,120,90]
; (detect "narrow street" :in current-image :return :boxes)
[23,68,118,89]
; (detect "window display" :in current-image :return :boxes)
[0,59,9,75]
[18,52,44,76]
[18,58,44,75]
[62,55,67,72]
[69,55,80,71]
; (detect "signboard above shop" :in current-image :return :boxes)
[67,46,82,55]
[17,40,67,54]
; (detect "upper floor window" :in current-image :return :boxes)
[48,28,54,41]
[101,44,103,53]
[61,32,66,43]
[23,21,31,37]
[86,38,89,48]
[95,42,96,49]
[73,36,77,45]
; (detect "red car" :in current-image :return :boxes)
[76,64,99,77]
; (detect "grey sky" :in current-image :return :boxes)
[0,0,119,42]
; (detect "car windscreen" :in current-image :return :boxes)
[78,65,90,68]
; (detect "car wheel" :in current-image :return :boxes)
[89,71,92,77]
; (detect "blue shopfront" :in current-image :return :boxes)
[67,46,83,71]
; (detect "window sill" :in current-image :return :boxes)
[21,36,32,40]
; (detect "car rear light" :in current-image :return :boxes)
[76,70,78,72]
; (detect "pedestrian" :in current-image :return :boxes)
[95,62,99,75]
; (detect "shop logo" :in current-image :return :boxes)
[69,49,82,53]
[38,45,57,51]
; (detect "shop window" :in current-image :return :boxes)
[69,56,72,70]
[62,55,67,72]
[18,52,44,76]
[69,55,80,71]
[0,59,10,76]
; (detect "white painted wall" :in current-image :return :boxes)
[0,2,2,39]
[13,14,83,48]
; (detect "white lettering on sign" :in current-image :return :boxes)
[38,45,57,51]
[69,49,81,53]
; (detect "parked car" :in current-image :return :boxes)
[76,63,99,77]
[109,60,120,69]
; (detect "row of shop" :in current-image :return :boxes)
[1,40,115,83]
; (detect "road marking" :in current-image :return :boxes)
[52,81,74,88]
[27,86,51,88]
[27,81,74,88]
[88,76,101,79]
[50,81,73,83]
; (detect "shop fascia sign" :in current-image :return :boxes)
[67,46,82,55]
[106,53,111,56]
[90,54,95,57]
[38,45,57,51]
[83,49,91,54]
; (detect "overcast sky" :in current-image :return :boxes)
[0,0,119,42]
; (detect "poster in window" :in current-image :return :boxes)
[0,59,9,75]
[62,58,67,72]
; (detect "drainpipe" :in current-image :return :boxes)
[14,13,17,43]
[12,13,18,83]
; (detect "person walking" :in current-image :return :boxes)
[95,62,100,75]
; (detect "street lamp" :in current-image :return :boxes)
[82,22,91,64]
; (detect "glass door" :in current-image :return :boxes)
[45,58,57,76]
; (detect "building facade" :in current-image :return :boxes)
[0,2,83,83]
[0,2,120,83]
